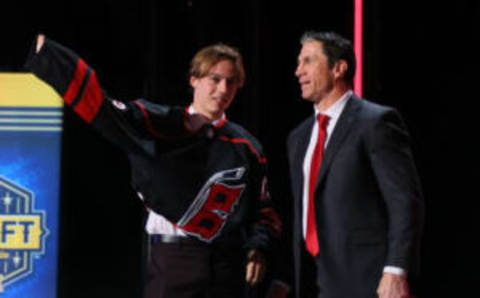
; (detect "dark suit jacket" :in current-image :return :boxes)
[286,94,424,298]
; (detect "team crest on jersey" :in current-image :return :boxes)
[0,176,48,291]
[177,167,246,242]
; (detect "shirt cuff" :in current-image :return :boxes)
[383,266,407,277]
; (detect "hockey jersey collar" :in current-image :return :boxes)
[187,105,228,129]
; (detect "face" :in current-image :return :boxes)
[295,41,335,103]
[190,59,239,120]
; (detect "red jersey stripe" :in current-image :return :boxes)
[135,101,164,138]
[219,136,267,164]
[215,118,228,129]
[64,59,88,105]
[74,70,104,123]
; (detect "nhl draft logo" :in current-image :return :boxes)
[0,176,48,292]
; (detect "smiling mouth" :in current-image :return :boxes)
[211,97,227,104]
[300,82,310,89]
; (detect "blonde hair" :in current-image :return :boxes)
[190,44,245,87]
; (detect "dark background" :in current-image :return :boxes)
[2,0,479,297]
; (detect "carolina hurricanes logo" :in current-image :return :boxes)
[177,168,245,242]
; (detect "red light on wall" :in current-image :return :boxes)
[354,0,363,97]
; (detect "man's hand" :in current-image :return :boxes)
[36,34,45,53]
[245,249,265,286]
[376,273,410,298]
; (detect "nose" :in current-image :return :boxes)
[295,63,303,78]
[217,79,228,94]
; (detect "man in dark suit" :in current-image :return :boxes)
[279,31,424,298]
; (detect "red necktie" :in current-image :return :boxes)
[306,114,330,256]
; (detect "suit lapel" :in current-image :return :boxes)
[315,95,362,190]
[291,117,314,202]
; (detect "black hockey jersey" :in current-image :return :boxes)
[25,37,280,250]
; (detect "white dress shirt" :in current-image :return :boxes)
[302,90,352,239]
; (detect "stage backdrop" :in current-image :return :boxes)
[0,73,62,297]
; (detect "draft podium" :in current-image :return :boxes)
[0,73,62,297]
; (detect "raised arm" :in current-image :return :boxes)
[27,35,208,152]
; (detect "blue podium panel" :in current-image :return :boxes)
[0,73,62,297]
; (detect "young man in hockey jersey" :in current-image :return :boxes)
[28,35,281,298]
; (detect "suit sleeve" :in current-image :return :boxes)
[365,109,424,271]
[24,36,187,152]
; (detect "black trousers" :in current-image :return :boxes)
[144,240,247,298]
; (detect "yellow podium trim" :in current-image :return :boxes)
[0,73,63,108]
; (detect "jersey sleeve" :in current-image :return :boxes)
[24,36,188,152]
[244,150,282,252]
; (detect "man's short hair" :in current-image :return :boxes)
[190,44,245,87]
[301,31,356,86]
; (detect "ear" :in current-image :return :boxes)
[190,76,198,89]
[333,60,348,80]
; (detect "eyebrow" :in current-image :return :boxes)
[208,73,236,81]
[298,55,312,63]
